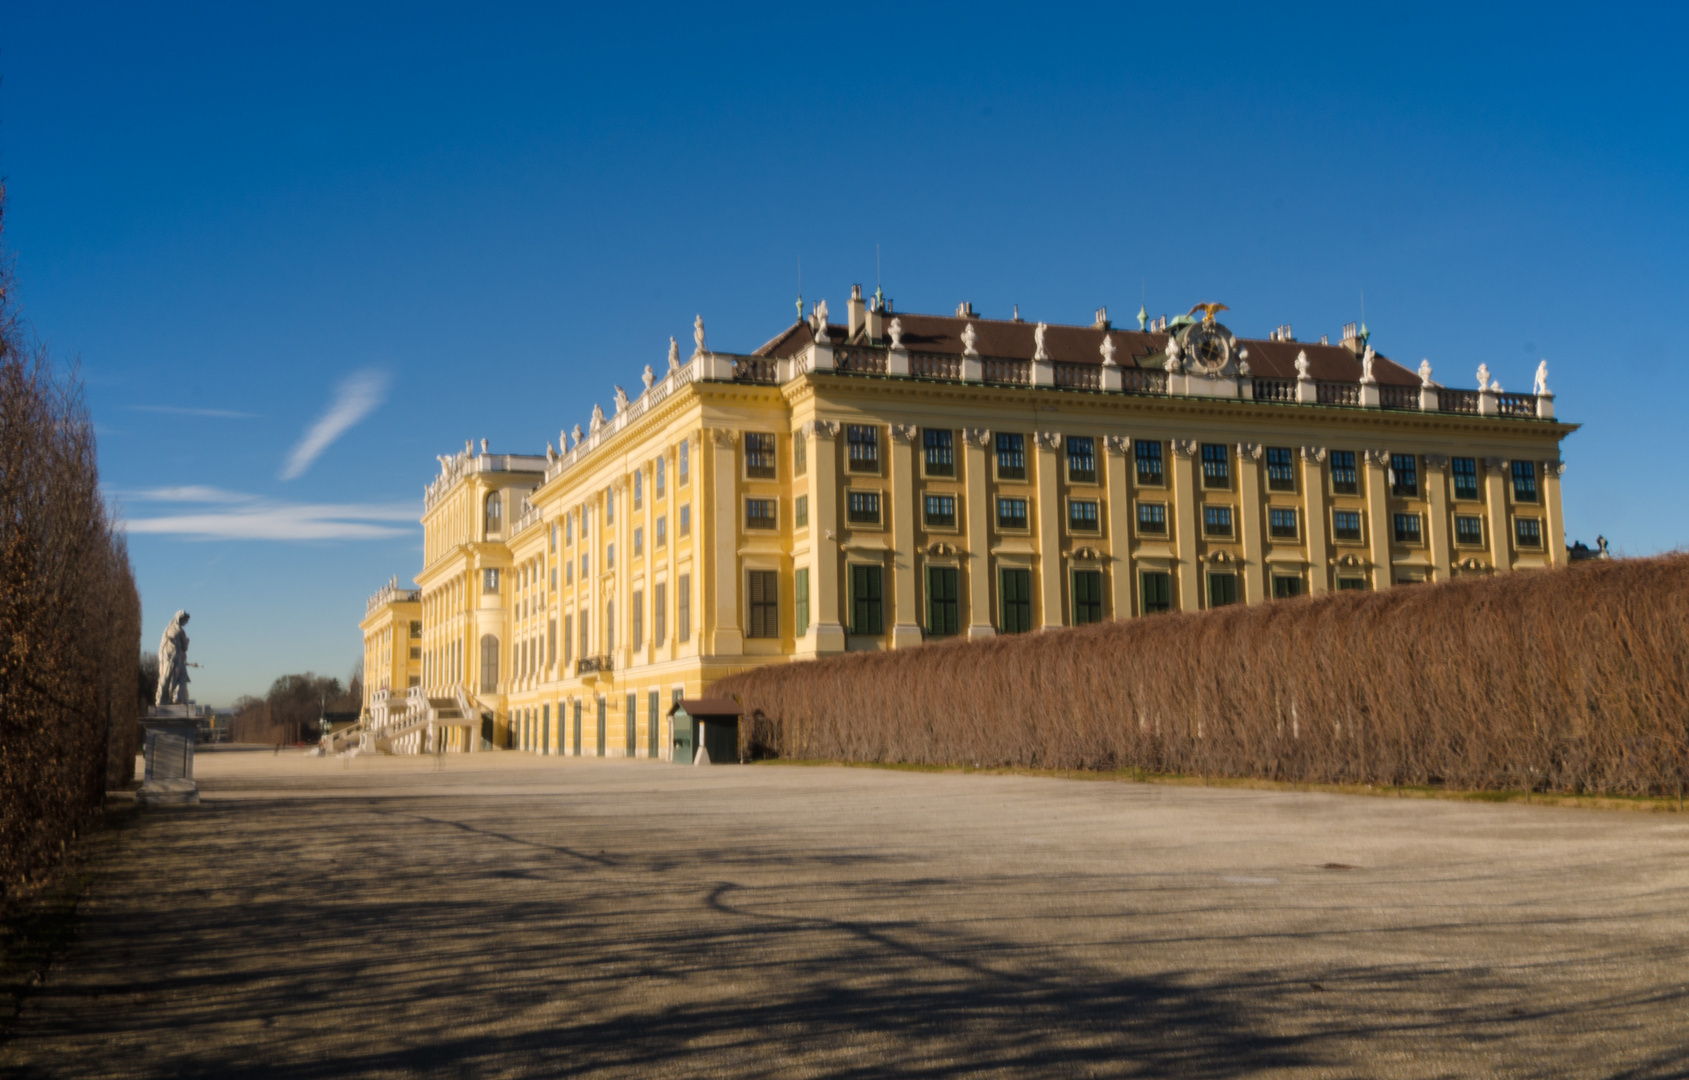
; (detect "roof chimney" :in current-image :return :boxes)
[956,301,974,318]
[1093,306,1110,330]
[1340,321,1361,355]
[848,284,865,340]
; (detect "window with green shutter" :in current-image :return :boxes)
[747,570,778,638]
[794,568,810,636]
[1208,572,1239,608]
[850,565,883,635]
[1072,570,1103,625]
[1000,568,1033,633]
[926,566,959,636]
[1140,571,1172,614]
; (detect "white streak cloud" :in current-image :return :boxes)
[120,487,417,541]
[128,405,259,419]
[280,370,389,480]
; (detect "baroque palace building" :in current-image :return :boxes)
[353,287,1574,756]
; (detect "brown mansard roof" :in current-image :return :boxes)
[754,312,1419,386]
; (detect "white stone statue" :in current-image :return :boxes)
[1295,350,1310,379]
[642,365,655,391]
[1534,359,1550,396]
[889,317,903,349]
[813,300,831,343]
[590,404,605,433]
[155,611,191,707]
[571,424,582,447]
[1100,334,1117,365]
[480,438,488,453]
[1476,363,1491,391]
[613,385,630,413]
[961,322,978,356]
[1164,334,1184,373]
[546,443,556,462]
[1033,322,1050,361]
[668,336,681,372]
[1361,345,1377,384]
[1418,359,1434,386]
[692,315,707,357]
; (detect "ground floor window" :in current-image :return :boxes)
[1000,568,1033,633]
[1337,576,1368,591]
[1072,570,1104,625]
[1140,571,1172,614]
[747,570,779,638]
[794,569,810,636]
[926,566,959,636]
[1272,575,1303,599]
[1208,572,1239,608]
[648,690,660,758]
[850,564,884,635]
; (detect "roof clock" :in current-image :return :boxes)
[1175,302,1247,378]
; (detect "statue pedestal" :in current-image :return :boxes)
[140,721,200,807]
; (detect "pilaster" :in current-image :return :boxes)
[1171,440,1200,612]
[805,422,845,652]
[1236,443,1264,604]
[1103,436,1133,618]
[1425,455,1452,583]
[1034,433,1063,627]
[962,429,995,638]
[1301,447,1329,595]
[1364,450,1392,588]
[1543,460,1567,565]
[889,425,922,647]
[1484,458,1511,573]
[708,429,743,655]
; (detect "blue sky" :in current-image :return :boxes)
[5,3,1685,704]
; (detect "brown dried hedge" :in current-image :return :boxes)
[0,191,142,891]
[715,556,1689,795]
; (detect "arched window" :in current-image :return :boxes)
[484,491,502,534]
[480,634,500,693]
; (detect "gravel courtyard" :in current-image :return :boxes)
[6,748,1687,1079]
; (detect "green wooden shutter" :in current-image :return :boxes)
[852,565,884,634]
[794,569,810,636]
[1073,570,1103,625]
[927,567,959,636]
[1001,569,1032,633]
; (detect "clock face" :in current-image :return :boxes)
[1185,325,1232,374]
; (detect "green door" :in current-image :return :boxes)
[671,708,694,764]
[702,718,739,764]
[596,697,606,756]
[626,693,637,755]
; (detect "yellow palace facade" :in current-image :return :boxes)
[356,288,1575,757]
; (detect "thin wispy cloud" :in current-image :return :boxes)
[280,370,389,480]
[128,404,259,419]
[120,486,417,541]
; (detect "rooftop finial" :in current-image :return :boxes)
[1137,303,1148,330]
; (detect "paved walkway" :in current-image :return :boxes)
[6,749,1687,1078]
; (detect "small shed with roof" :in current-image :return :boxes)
[668,698,742,765]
